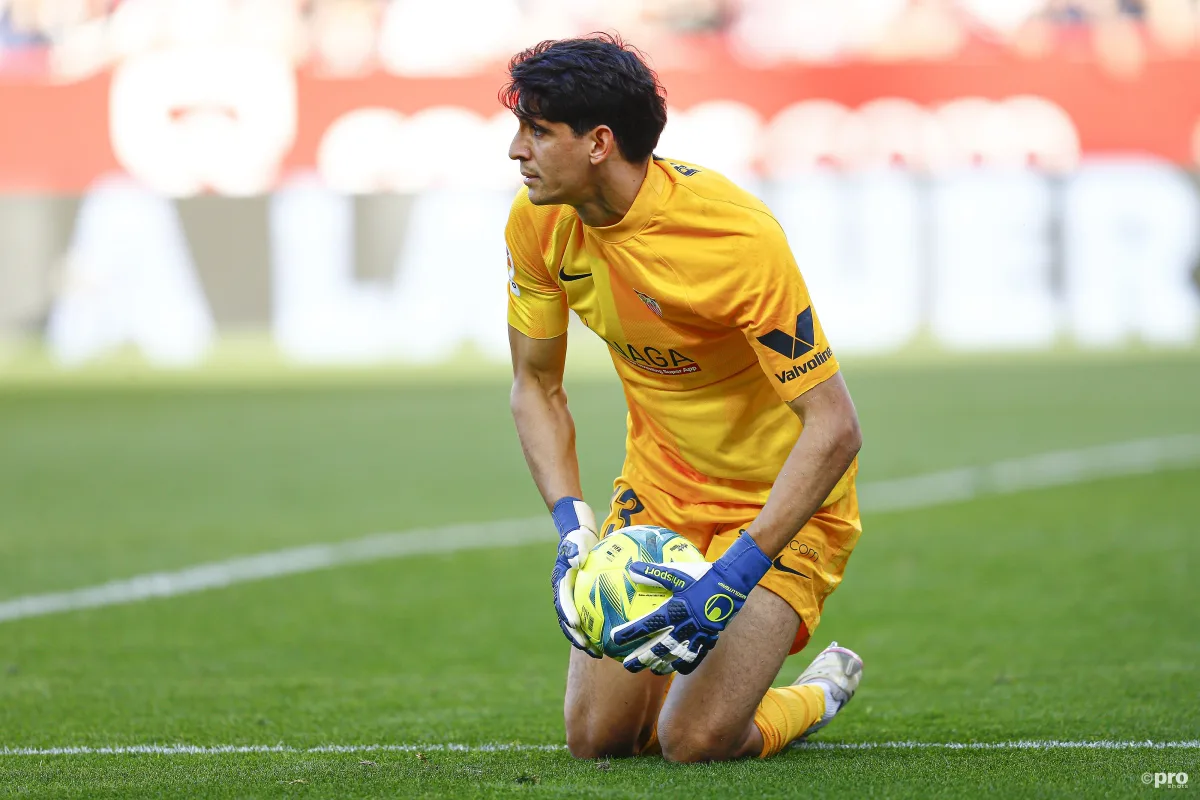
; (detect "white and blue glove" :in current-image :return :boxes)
[550,496,602,658]
[612,531,772,675]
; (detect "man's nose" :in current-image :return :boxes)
[509,131,528,161]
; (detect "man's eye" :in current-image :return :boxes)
[531,126,545,137]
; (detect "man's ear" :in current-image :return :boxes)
[589,126,618,165]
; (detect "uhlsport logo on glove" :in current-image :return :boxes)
[644,566,687,590]
[704,594,735,622]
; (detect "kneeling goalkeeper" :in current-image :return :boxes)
[504,34,864,763]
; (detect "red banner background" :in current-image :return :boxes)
[4,53,1200,192]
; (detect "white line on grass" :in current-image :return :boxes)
[2,740,1198,756]
[1,434,1198,626]
[793,740,1200,751]
[0,517,550,624]
[857,434,1200,512]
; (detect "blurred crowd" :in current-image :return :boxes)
[1,0,1198,78]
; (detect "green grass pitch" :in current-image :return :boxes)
[0,354,1197,797]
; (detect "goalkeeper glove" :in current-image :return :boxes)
[550,496,601,658]
[611,531,771,675]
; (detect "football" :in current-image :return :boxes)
[572,525,706,659]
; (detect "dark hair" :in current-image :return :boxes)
[500,33,668,163]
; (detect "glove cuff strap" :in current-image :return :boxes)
[724,531,774,585]
[551,496,595,538]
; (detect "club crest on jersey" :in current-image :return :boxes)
[634,289,663,318]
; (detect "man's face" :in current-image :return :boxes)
[508,116,594,206]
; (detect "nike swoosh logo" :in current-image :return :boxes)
[772,556,810,579]
[559,267,593,282]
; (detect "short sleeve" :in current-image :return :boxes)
[702,218,840,402]
[505,192,569,340]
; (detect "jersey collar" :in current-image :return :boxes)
[585,159,668,244]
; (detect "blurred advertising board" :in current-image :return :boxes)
[1,51,1198,366]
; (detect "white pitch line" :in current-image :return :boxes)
[0,743,566,756]
[858,434,1200,513]
[2,740,1198,756]
[1,434,1198,626]
[793,740,1200,751]
[0,517,550,625]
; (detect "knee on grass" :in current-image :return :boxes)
[564,720,641,760]
[657,724,745,764]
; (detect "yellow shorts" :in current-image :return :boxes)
[600,469,862,656]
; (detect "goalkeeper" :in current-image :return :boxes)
[505,34,864,763]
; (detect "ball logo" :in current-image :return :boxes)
[704,594,735,623]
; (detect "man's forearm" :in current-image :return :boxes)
[510,377,583,510]
[745,416,860,558]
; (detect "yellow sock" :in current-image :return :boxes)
[752,684,826,758]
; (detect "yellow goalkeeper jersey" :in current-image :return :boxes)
[506,156,854,508]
